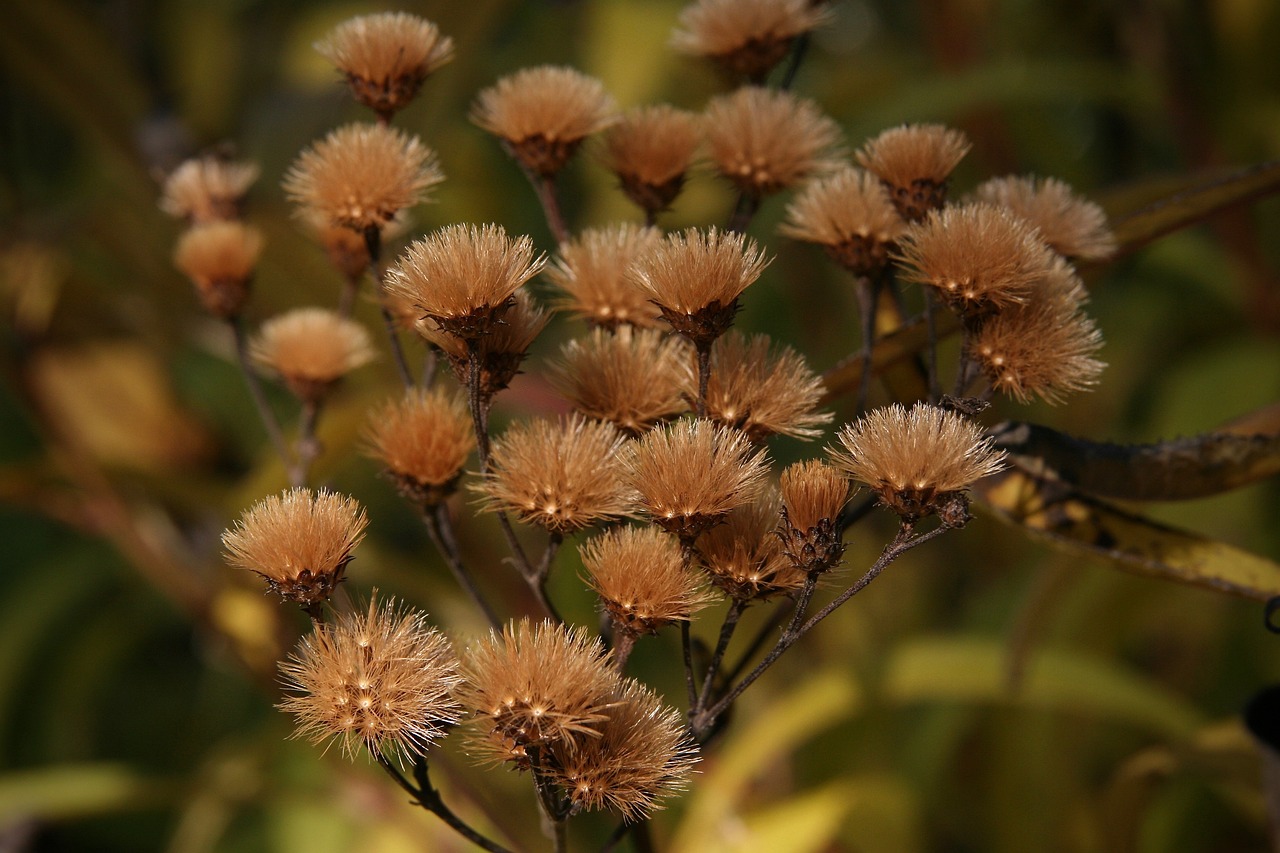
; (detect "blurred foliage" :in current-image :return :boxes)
[2,0,1280,851]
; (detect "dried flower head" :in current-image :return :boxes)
[602,105,703,216]
[857,124,971,221]
[160,155,259,223]
[471,65,618,178]
[365,388,475,506]
[687,331,832,442]
[173,220,263,319]
[251,308,375,403]
[316,12,454,120]
[388,223,545,341]
[672,0,833,82]
[223,488,368,608]
[628,227,770,347]
[546,224,665,329]
[828,403,1005,524]
[551,326,690,434]
[283,123,442,232]
[895,203,1056,319]
[474,415,632,535]
[624,419,771,541]
[302,208,411,282]
[416,290,548,401]
[548,679,697,820]
[704,86,842,196]
[697,490,805,600]
[780,167,907,276]
[462,619,622,766]
[279,595,463,762]
[973,175,1117,260]
[778,459,849,574]
[581,526,711,636]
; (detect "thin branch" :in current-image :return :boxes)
[725,192,762,234]
[692,599,745,718]
[694,341,712,418]
[681,619,697,712]
[229,316,291,468]
[534,175,571,246]
[363,226,414,388]
[922,288,941,403]
[287,398,322,488]
[371,750,515,853]
[422,504,502,629]
[777,33,810,90]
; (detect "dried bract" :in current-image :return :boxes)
[705,86,842,196]
[316,12,454,119]
[417,290,548,401]
[173,220,263,319]
[602,105,702,216]
[546,224,665,329]
[581,526,711,635]
[365,388,475,506]
[781,167,906,276]
[697,491,805,600]
[974,175,1117,261]
[551,326,690,434]
[251,307,374,403]
[672,0,833,82]
[857,124,971,221]
[160,155,259,223]
[778,459,849,574]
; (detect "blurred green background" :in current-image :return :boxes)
[3,0,1280,851]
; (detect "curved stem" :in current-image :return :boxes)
[725,192,761,234]
[338,273,359,318]
[680,619,697,712]
[363,226,414,389]
[534,175,571,246]
[422,504,502,629]
[229,316,291,469]
[693,599,745,718]
[611,629,638,673]
[371,751,515,853]
[922,288,941,403]
[287,398,322,488]
[778,33,810,90]
[694,341,712,418]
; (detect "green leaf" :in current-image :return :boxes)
[0,763,171,822]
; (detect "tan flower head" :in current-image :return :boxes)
[546,223,665,329]
[283,123,442,232]
[828,403,1005,524]
[548,679,697,820]
[778,459,849,574]
[602,105,703,216]
[895,202,1056,319]
[173,220,263,319]
[857,123,971,221]
[687,331,832,442]
[461,619,622,766]
[160,155,259,223]
[301,208,411,282]
[279,595,463,762]
[624,419,771,541]
[973,175,1117,261]
[471,65,618,178]
[416,289,548,401]
[365,388,475,506]
[628,227,770,347]
[705,87,842,197]
[473,415,632,535]
[780,167,907,276]
[316,12,454,120]
[697,490,805,600]
[222,488,368,608]
[251,307,374,403]
[581,526,711,636]
[388,223,545,341]
[672,0,833,82]
[551,327,690,435]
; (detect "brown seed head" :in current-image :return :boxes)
[551,326,690,435]
[687,331,832,442]
[388,223,545,341]
[602,105,703,215]
[780,167,907,276]
[778,459,849,574]
[895,203,1056,319]
[160,155,259,223]
[581,525,712,636]
[623,419,771,541]
[461,619,622,766]
[222,488,368,607]
[279,594,463,762]
[474,415,633,535]
[301,208,411,281]
[416,289,549,401]
[828,403,1005,523]
[173,220,263,319]
[672,0,834,82]
[973,175,1117,261]
[471,65,618,178]
[316,12,454,119]
[251,308,374,403]
[548,679,697,820]
[697,490,805,600]
[365,388,476,506]
[282,123,442,232]
[857,124,971,221]
[546,224,665,329]
[704,86,842,196]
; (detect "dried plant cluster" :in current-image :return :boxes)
[160,3,1125,849]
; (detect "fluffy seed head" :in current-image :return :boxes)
[222,488,368,607]
[581,526,711,636]
[778,459,849,574]
[780,167,907,276]
[173,220,263,319]
[602,105,703,215]
[697,490,805,600]
[279,595,463,762]
[160,155,259,223]
[251,308,374,402]
[316,12,454,119]
[704,86,842,196]
[973,175,1117,260]
[857,124,971,221]
[417,290,549,402]
[365,388,475,506]
[828,404,1005,523]
[546,224,665,329]
[282,123,442,232]
[472,65,618,178]
[624,419,771,541]
[672,0,833,82]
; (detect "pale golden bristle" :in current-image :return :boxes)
[546,224,665,329]
[364,388,475,506]
[857,123,971,220]
[316,12,454,118]
[780,167,906,275]
[172,220,263,319]
[973,175,1117,261]
[251,307,374,402]
[671,0,833,82]
[160,155,259,223]
[581,526,711,636]
[602,105,703,215]
[697,490,806,600]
